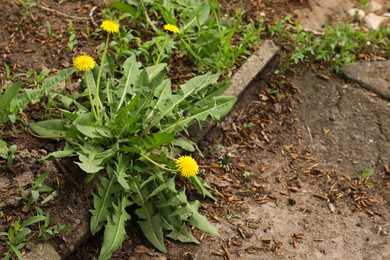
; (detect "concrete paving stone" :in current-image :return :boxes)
[343,60,390,100]
[224,40,280,97]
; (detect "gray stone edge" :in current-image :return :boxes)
[23,39,280,259]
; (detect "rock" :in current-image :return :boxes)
[343,60,390,100]
[348,8,365,21]
[368,1,382,12]
[364,13,388,29]
[23,243,61,260]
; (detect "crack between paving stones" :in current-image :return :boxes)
[373,112,388,167]
[334,85,343,117]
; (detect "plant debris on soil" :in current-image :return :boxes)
[1,0,390,259]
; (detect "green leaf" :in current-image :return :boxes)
[112,155,130,190]
[163,96,236,132]
[40,145,75,161]
[183,2,210,31]
[13,228,30,243]
[99,198,132,260]
[0,139,9,159]
[109,1,137,16]
[41,190,59,204]
[21,215,46,228]
[170,200,219,237]
[74,113,112,139]
[145,63,167,82]
[8,227,14,240]
[42,67,75,89]
[120,146,141,154]
[9,244,23,260]
[148,177,176,199]
[165,221,200,244]
[151,73,220,129]
[29,119,67,138]
[156,190,199,244]
[143,132,173,151]
[189,175,218,202]
[75,152,104,174]
[75,125,112,139]
[30,190,39,203]
[156,189,188,208]
[138,214,166,253]
[90,176,117,235]
[362,169,374,178]
[116,55,142,110]
[32,172,49,189]
[171,138,195,152]
[0,82,22,123]
[131,180,167,252]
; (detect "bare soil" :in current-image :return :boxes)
[1,0,389,259]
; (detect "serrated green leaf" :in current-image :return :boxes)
[165,223,200,244]
[42,67,75,89]
[138,214,166,253]
[151,73,219,128]
[112,155,130,190]
[156,189,188,208]
[75,152,104,174]
[183,2,210,31]
[189,175,218,202]
[120,146,141,154]
[188,201,219,236]
[29,119,67,138]
[116,55,142,111]
[163,96,236,133]
[40,145,75,161]
[143,132,173,150]
[75,125,112,139]
[170,200,219,237]
[171,138,195,152]
[148,177,176,199]
[90,176,117,235]
[99,198,132,260]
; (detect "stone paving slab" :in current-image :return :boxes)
[295,71,390,170]
[343,60,390,100]
[224,40,280,97]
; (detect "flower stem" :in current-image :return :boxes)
[151,35,168,79]
[95,35,110,117]
[140,153,177,172]
[85,71,98,120]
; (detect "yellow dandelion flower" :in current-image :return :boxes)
[176,156,199,178]
[100,19,120,34]
[164,24,179,34]
[73,55,95,71]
